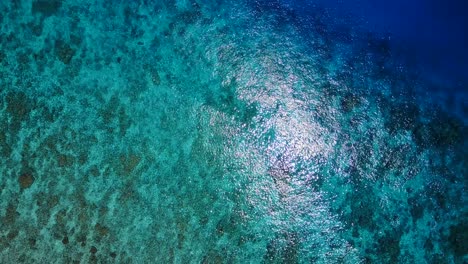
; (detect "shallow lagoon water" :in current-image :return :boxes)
[0,0,466,263]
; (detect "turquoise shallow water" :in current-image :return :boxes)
[0,0,467,263]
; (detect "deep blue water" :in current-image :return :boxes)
[287,0,468,86]
[266,0,468,119]
[0,0,467,263]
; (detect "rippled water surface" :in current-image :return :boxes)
[0,0,466,263]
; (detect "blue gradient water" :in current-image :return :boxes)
[0,0,466,263]
[290,0,468,84]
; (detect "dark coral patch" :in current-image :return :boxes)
[6,91,33,121]
[55,40,76,64]
[0,51,5,63]
[7,229,19,240]
[32,0,62,16]
[94,223,109,237]
[448,222,468,258]
[201,251,224,264]
[263,232,300,263]
[386,102,420,133]
[90,246,98,254]
[375,231,402,263]
[0,129,12,157]
[28,238,37,248]
[2,203,18,225]
[120,153,141,175]
[18,173,35,189]
[57,153,74,167]
[412,114,464,148]
[341,93,362,112]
